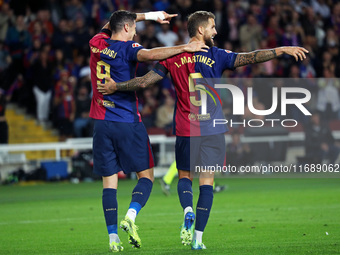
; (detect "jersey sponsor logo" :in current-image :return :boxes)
[197,113,211,121]
[225,50,232,53]
[96,99,115,108]
[188,113,211,121]
[103,100,115,108]
[132,43,141,48]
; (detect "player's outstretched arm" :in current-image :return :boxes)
[99,11,177,32]
[97,70,163,95]
[136,11,178,24]
[233,46,309,68]
[137,41,209,62]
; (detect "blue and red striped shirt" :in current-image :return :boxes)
[153,47,237,136]
[89,29,144,122]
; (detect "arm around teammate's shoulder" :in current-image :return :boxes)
[97,70,164,95]
[137,41,209,62]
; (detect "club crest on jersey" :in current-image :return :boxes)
[188,113,197,121]
[132,43,141,48]
[96,99,103,106]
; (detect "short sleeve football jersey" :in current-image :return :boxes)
[89,29,144,122]
[153,46,237,136]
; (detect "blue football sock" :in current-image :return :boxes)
[129,177,153,214]
[177,178,193,210]
[195,185,213,232]
[102,188,118,234]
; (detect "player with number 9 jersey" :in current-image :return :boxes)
[88,10,212,252]
[89,28,144,123]
[100,11,309,250]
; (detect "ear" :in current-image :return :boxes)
[198,26,204,36]
[124,23,129,33]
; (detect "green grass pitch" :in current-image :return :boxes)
[0,178,339,254]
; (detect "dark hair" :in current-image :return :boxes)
[187,11,215,38]
[109,10,137,33]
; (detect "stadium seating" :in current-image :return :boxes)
[6,106,59,160]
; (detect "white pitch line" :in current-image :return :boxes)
[0,217,99,226]
[1,204,339,225]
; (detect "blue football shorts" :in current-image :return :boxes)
[92,120,154,176]
[175,133,226,171]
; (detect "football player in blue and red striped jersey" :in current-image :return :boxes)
[98,11,308,250]
[90,10,208,252]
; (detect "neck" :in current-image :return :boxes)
[189,36,203,44]
[111,31,130,41]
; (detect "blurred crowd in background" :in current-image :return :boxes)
[0,0,340,141]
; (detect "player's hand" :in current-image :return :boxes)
[281,46,309,61]
[184,41,209,53]
[97,77,117,95]
[157,12,178,24]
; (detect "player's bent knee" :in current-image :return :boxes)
[178,170,193,181]
[102,174,118,189]
[136,167,154,182]
[199,177,214,186]
[199,171,214,186]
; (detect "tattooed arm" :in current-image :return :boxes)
[233,46,309,68]
[97,70,164,95]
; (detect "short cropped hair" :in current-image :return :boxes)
[109,10,137,33]
[187,11,215,38]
